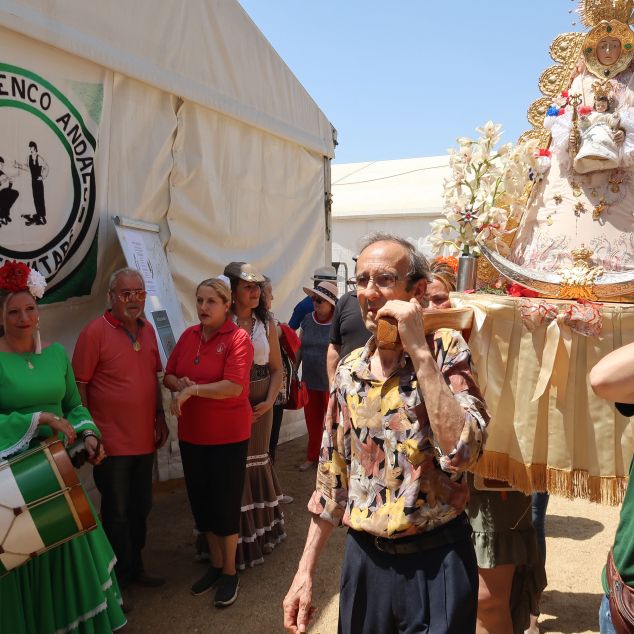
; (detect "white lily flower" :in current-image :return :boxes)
[434,122,534,256]
[476,121,503,144]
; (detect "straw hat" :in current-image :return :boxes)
[303,280,338,306]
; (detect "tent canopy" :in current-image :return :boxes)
[0,0,335,158]
[332,156,449,219]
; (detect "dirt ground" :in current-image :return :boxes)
[122,436,621,634]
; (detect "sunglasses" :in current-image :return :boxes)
[116,290,147,302]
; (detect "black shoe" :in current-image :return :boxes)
[130,571,165,588]
[191,566,222,596]
[214,573,240,608]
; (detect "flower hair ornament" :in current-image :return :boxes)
[0,260,47,353]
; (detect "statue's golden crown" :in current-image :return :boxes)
[591,79,613,98]
[579,0,634,27]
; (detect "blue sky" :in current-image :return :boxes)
[239,1,578,164]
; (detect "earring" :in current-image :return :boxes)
[34,320,42,354]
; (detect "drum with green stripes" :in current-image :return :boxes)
[0,439,95,574]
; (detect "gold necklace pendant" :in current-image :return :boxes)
[133,341,142,352]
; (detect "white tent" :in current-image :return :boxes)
[331,156,449,275]
[0,0,335,342]
[0,0,335,475]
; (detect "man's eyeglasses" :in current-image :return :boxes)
[350,273,404,290]
[116,290,147,302]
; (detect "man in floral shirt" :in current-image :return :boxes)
[283,234,488,634]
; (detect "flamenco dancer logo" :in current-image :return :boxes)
[0,63,98,301]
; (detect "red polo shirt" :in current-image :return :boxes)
[165,319,253,445]
[72,311,162,456]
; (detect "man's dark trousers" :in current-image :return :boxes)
[93,453,154,585]
[338,515,478,634]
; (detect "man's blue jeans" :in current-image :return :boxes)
[599,594,616,634]
[532,492,549,562]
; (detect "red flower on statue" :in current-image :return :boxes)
[507,283,539,298]
[578,105,593,116]
[0,261,31,293]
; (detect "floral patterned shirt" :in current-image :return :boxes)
[307,329,488,538]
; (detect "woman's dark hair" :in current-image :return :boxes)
[29,141,38,151]
[228,276,269,325]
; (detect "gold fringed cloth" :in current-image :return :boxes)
[451,293,634,505]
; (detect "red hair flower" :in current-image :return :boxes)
[578,105,592,116]
[537,149,551,157]
[0,261,31,293]
[507,283,539,298]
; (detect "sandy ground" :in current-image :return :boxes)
[122,436,621,634]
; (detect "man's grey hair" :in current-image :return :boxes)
[108,267,144,292]
[357,232,433,286]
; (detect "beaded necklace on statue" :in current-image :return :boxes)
[570,168,629,220]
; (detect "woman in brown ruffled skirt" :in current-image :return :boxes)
[224,261,287,569]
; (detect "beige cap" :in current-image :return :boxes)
[223,261,265,283]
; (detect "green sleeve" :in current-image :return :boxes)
[0,410,40,459]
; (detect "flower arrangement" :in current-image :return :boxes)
[429,121,539,257]
[0,261,47,298]
[434,255,458,273]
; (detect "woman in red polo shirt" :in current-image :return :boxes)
[164,277,253,609]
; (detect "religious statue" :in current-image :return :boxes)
[449,0,634,504]
[480,0,634,299]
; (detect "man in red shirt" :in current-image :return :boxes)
[73,267,169,591]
